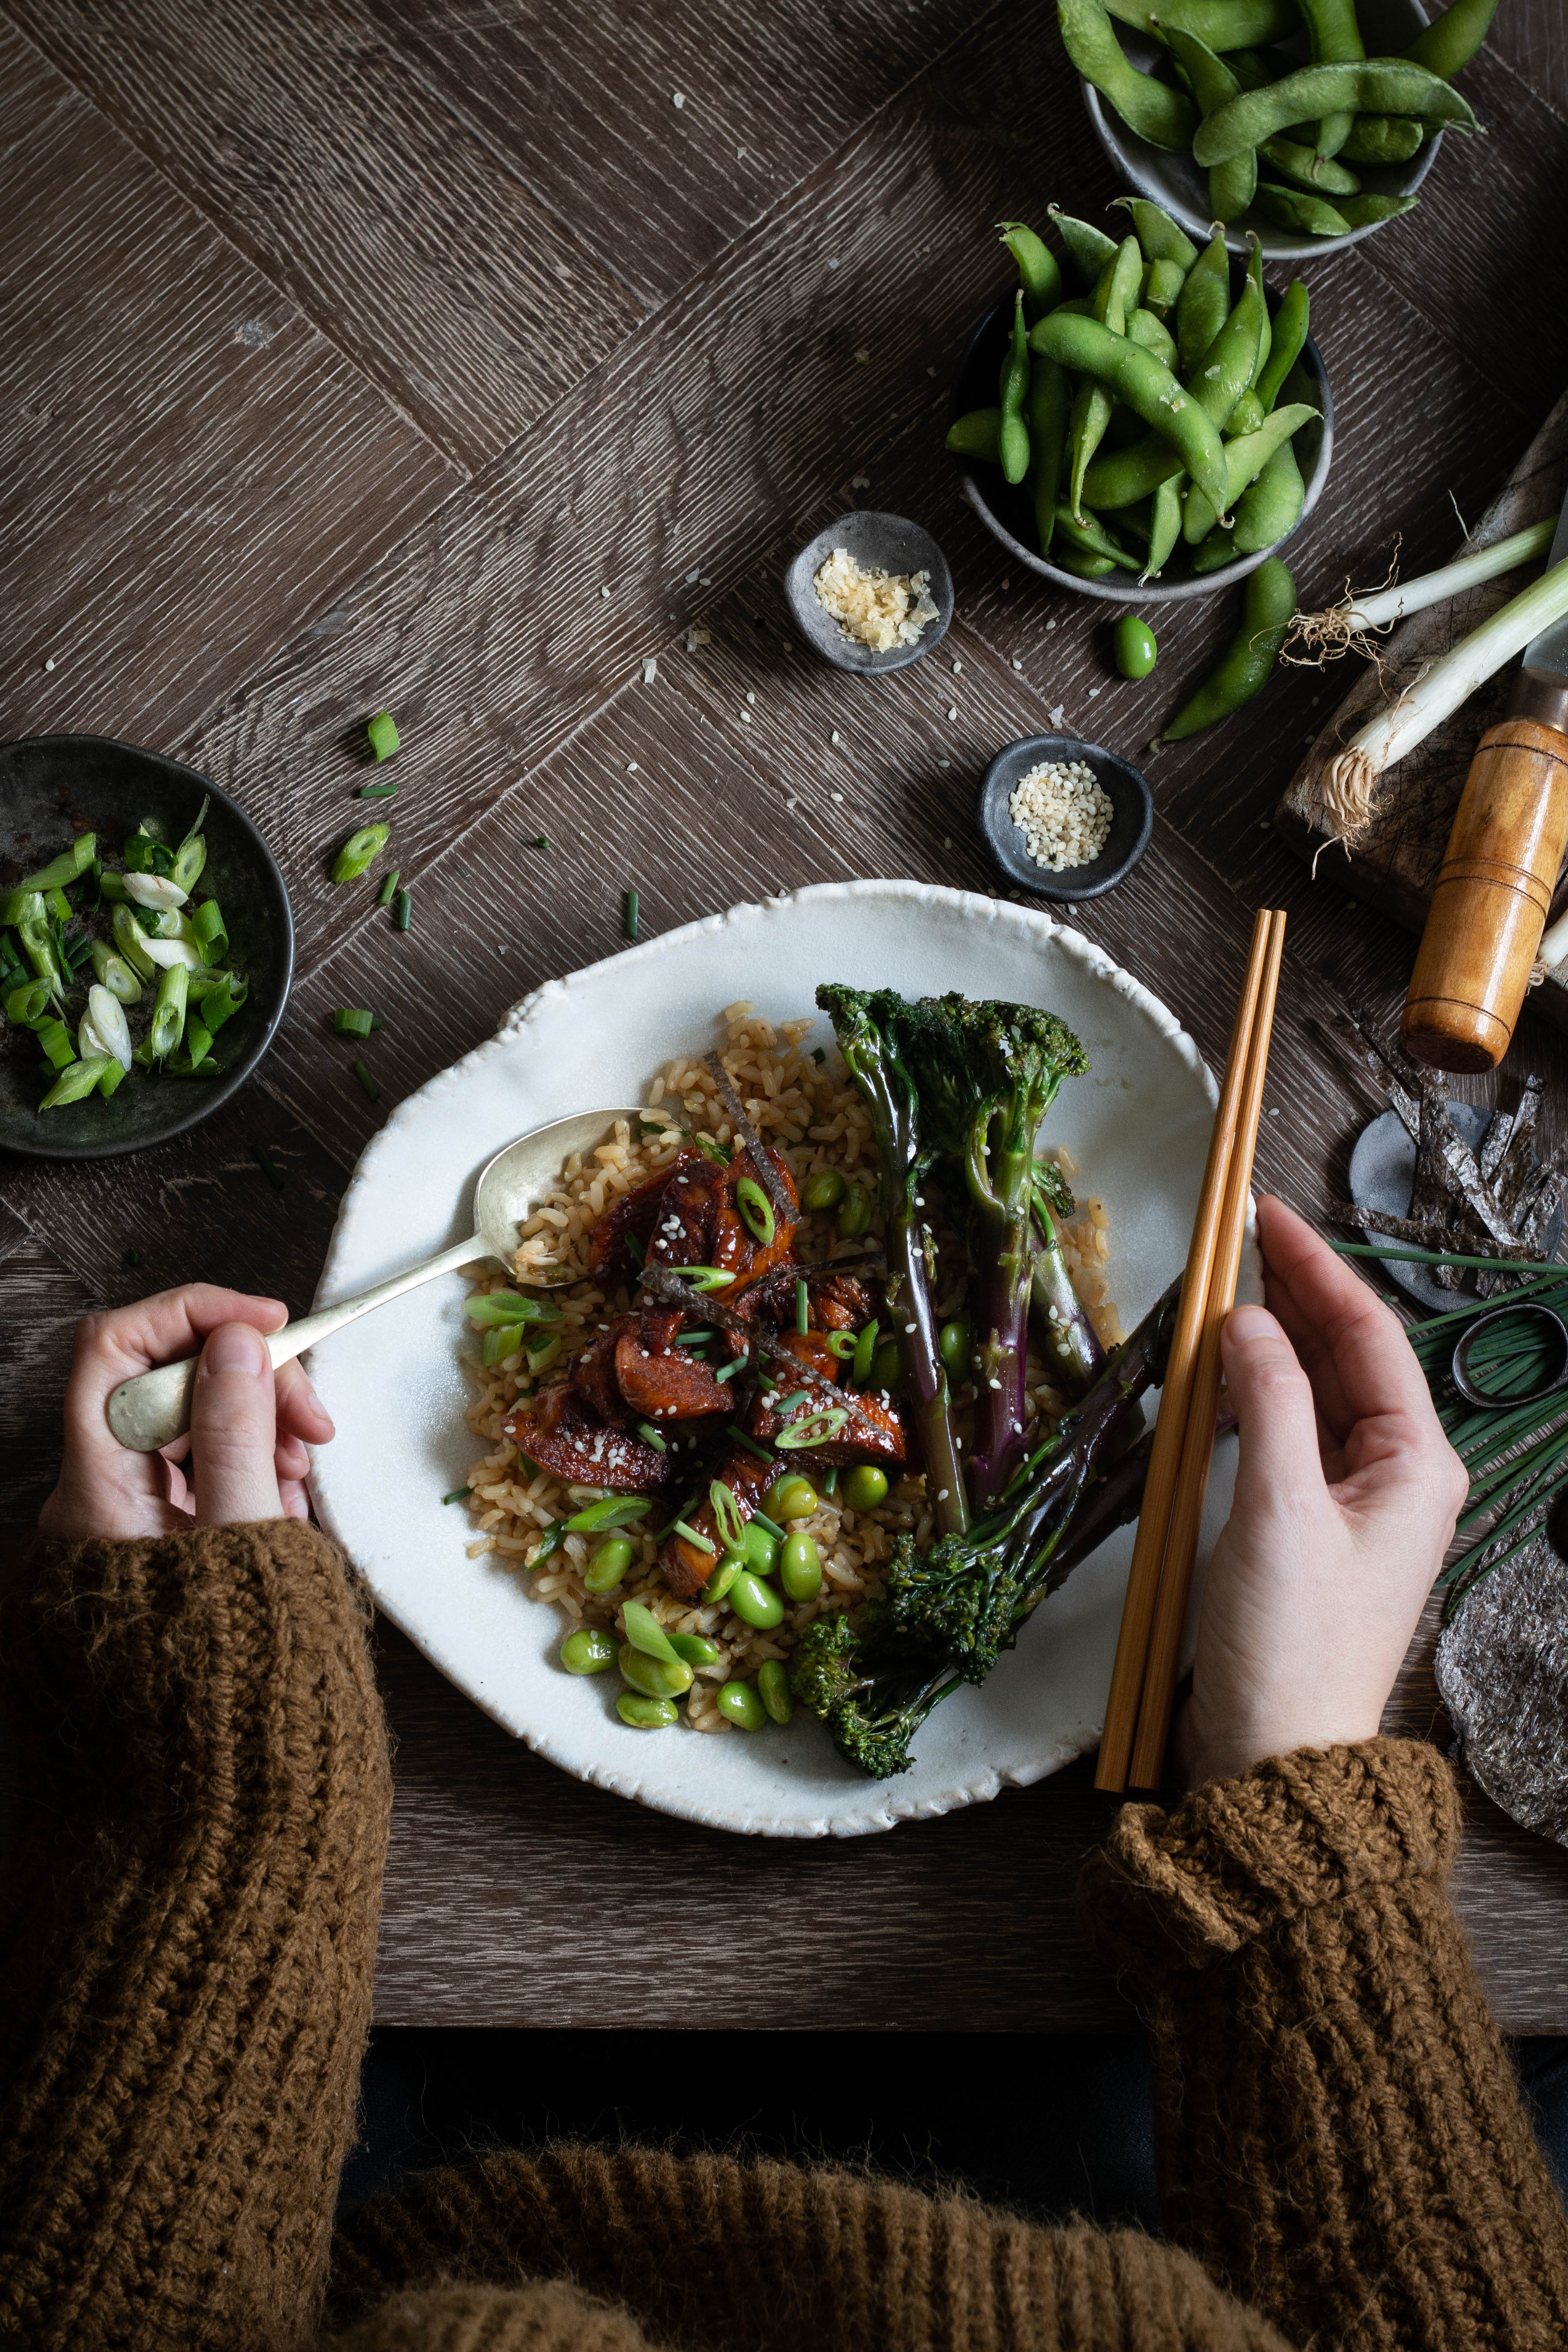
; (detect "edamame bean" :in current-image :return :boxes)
[618,1691,678,1729]
[1155,557,1295,742]
[1030,311,1232,523]
[757,1660,794,1725]
[1027,353,1069,556]
[1112,193,1197,269]
[1175,228,1229,380]
[836,1181,872,1238]
[561,1626,617,1675]
[1054,505,1140,571]
[1047,205,1119,285]
[998,291,1031,485]
[583,1535,635,1592]
[619,1645,694,1699]
[780,1532,823,1600]
[1126,304,1177,374]
[945,409,1002,462]
[842,1465,889,1513]
[1338,114,1424,165]
[1192,59,1478,165]
[1259,135,1361,193]
[999,220,1064,319]
[703,1554,743,1604]
[801,1167,846,1212]
[743,1519,782,1575]
[1231,434,1305,554]
[1057,0,1198,150]
[870,1338,904,1393]
[1167,29,1256,220]
[717,1679,768,1730]
[1406,0,1498,76]
[1105,0,1298,47]
[1067,236,1142,518]
[937,1318,971,1376]
[766,1474,817,1522]
[1180,401,1318,541]
[1253,280,1308,414]
[1115,615,1158,679]
[1142,472,1186,580]
[668,1632,721,1667]
[727,1570,785,1630]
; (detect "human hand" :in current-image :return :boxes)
[1176,1194,1467,1789]
[37,1286,335,1540]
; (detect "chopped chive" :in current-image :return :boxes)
[823,1466,839,1494]
[715,1357,748,1383]
[795,1276,808,1334]
[624,887,640,941]
[672,1518,716,1553]
[378,868,401,907]
[353,1058,380,1101]
[636,1419,669,1451]
[252,1144,286,1193]
[675,1328,714,1345]
[751,1509,785,1540]
[393,888,411,932]
[358,781,398,798]
[442,1486,472,1504]
[367,710,400,762]
[780,1388,811,1414]
[333,1007,376,1036]
[725,1422,773,1462]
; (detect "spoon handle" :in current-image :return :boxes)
[105,1231,489,1453]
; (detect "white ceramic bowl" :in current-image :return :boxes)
[1081,0,1441,262]
[307,882,1256,1838]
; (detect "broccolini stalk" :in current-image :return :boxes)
[889,993,1089,1510]
[816,983,970,1536]
[1029,1161,1105,1397]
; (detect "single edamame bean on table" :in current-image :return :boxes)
[801,1166,846,1212]
[1404,0,1497,80]
[1057,0,1199,150]
[716,1679,768,1730]
[836,1180,872,1238]
[842,1464,889,1513]
[757,1660,794,1725]
[1167,28,1256,221]
[619,1645,694,1700]
[1115,615,1159,679]
[618,1691,677,1729]
[944,408,1002,463]
[1192,59,1478,165]
[1175,227,1229,381]
[1112,193,1197,270]
[765,1473,817,1522]
[998,220,1063,319]
[561,1626,616,1675]
[727,1570,785,1630]
[779,1531,823,1599]
[1030,311,1232,523]
[1105,0,1298,46]
[1155,556,1295,742]
[998,291,1031,486]
[582,1535,635,1592]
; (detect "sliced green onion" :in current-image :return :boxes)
[852,1318,879,1384]
[87,941,142,1005]
[668,1265,736,1291]
[352,1058,380,1100]
[43,885,72,923]
[624,887,640,942]
[178,793,209,846]
[525,1331,561,1375]
[826,1329,858,1359]
[191,900,227,962]
[5,979,49,1025]
[671,1518,716,1554]
[394,888,411,932]
[676,1329,714,1347]
[378,868,400,907]
[65,932,96,969]
[623,1599,680,1660]
[18,835,97,891]
[443,1487,472,1504]
[170,834,207,893]
[17,918,66,1002]
[331,823,390,884]
[178,1021,214,1073]
[33,1016,75,1069]
[80,984,133,1072]
[147,963,189,1059]
[710,1479,745,1553]
[626,1230,645,1265]
[334,1007,376,1037]
[122,828,173,876]
[111,903,157,982]
[367,710,400,762]
[199,977,246,1035]
[776,1406,850,1451]
[481,1322,521,1367]
[750,1509,785,1540]
[40,1054,113,1108]
[97,1059,127,1097]
[95,870,129,902]
[534,834,549,849]
[141,934,203,973]
[464,1290,564,1327]
[736,1176,775,1246]
[563,1495,651,1533]
[822,1465,839,1495]
[795,1276,809,1334]
[636,1419,669,1451]
[715,1356,747,1383]
[726,1422,774,1463]
[0,888,44,928]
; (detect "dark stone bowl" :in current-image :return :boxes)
[783,511,953,673]
[978,732,1154,905]
[0,735,293,1161]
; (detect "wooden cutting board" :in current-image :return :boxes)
[1276,391,1568,1035]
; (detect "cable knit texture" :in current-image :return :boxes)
[2,1519,1566,2352]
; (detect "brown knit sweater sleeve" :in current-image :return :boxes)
[0,1519,392,2352]
[1078,1737,1568,2352]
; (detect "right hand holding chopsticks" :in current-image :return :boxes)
[1175,1196,1467,1792]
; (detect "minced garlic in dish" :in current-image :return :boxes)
[813,547,938,652]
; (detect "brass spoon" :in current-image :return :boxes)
[105,1106,647,1453]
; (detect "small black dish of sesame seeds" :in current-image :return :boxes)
[978,732,1153,905]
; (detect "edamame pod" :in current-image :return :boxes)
[1054,506,1142,571]
[1054,548,1119,579]
[1187,271,1264,428]
[999,220,1064,319]
[1294,0,1364,158]
[1155,556,1295,741]
[1081,432,1186,510]
[1167,29,1256,220]
[1048,205,1119,284]
[1253,279,1308,413]
[1112,194,1197,268]
[1181,400,1317,540]
[1027,354,1070,555]
[1032,309,1233,521]
[946,408,1002,462]
[1231,434,1305,553]
[1139,257,1187,319]
[1338,114,1424,164]
[1192,526,1240,572]
[1142,473,1186,579]
[998,292,1031,484]
[1228,388,1265,436]
[1068,235,1143,518]
[1246,234,1270,382]
[1332,193,1420,227]
[1105,0,1297,44]
[1259,135,1361,193]
[1176,228,1229,380]
[1192,60,1478,165]
[1059,0,1200,150]
[1253,182,1352,236]
[1126,303,1178,373]
[1405,0,1498,79]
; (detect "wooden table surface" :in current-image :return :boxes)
[4,0,1568,2032]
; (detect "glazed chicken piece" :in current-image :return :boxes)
[658,1444,778,1601]
[753,1372,907,1472]
[588,1148,703,1283]
[643,1145,800,1296]
[504,1384,671,1494]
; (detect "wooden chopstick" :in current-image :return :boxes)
[1094,908,1277,1795]
[1127,908,1286,1790]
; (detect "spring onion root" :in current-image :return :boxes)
[1291,521,1557,660]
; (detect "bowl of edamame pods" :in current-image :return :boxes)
[1066,0,1479,261]
[946,206,1332,603]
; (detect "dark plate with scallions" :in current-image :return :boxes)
[0,736,292,1161]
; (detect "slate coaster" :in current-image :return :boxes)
[1437,1540,1568,1851]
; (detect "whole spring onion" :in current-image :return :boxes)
[1291,521,1557,655]
[147,963,189,1059]
[331,823,390,883]
[1320,551,1568,842]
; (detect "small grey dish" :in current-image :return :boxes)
[783,512,953,674]
[951,270,1331,606]
[1081,0,1441,262]
[978,734,1154,904]
[0,734,294,1162]
[1347,1103,1564,1311]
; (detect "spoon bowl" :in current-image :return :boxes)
[105,1105,646,1452]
